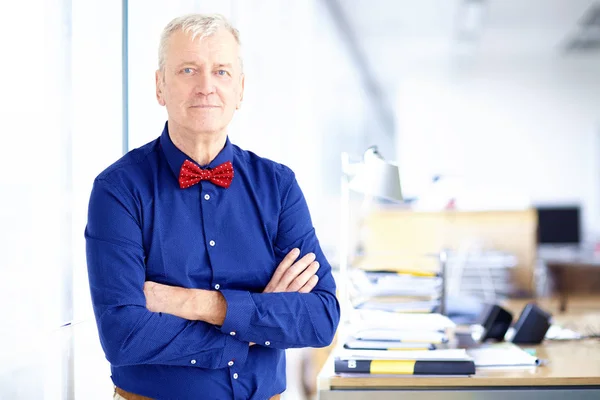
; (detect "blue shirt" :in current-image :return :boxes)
[85,123,340,400]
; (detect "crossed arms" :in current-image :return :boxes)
[85,175,340,369]
[144,249,321,325]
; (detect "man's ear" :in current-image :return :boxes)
[236,74,245,110]
[155,70,166,106]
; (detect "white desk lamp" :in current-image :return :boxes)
[339,146,404,324]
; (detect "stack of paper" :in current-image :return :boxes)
[356,298,439,314]
[352,329,448,344]
[353,311,456,332]
[349,270,442,312]
[338,348,469,361]
[337,312,474,375]
[340,252,468,376]
[347,312,456,346]
[351,270,441,297]
[344,339,437,351]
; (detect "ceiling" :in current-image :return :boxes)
[325,0,600,135]
[335,0,600,80]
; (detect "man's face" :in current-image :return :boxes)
[156,29,244,136]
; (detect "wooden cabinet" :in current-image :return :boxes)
[356,209,538,295]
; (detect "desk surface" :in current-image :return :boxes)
[539,246,600,268]
[319,340,600,389]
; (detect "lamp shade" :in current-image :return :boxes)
[347,147,403,202]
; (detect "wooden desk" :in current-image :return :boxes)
[318,340,600,399]
[540,247,600,312]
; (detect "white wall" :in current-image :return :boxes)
[71,0,124,322]
[396,56,600,240]
[0,0,72,397]
[0,0,123,398]
[70,0,124,398]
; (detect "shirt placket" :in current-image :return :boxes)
[199,181,244,397]
[199,181,220,290]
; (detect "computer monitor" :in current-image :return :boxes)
[536,206,581,245]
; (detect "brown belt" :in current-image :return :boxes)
[115,387,152,400]
[115,386,281,400]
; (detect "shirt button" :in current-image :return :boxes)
[190,359,196,365]
[233,373,239,380]
[230,331,236,336]
[265,341,271,346]
[214,284,220,290]
[228,361,234,366]
[204,194,210,200]
[209,240,216,247]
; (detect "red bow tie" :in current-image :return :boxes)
[179,160,234,189]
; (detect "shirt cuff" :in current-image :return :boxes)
[217,332,250,368]
[220,289,253,341]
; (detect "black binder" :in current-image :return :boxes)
[334,358,476,375]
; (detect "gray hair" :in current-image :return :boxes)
[158,13,242,72]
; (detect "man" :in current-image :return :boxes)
[85,13,340,400]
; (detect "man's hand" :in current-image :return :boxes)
[263,248,320,293]
[252,249,319,347]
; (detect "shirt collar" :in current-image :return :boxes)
[160,121,234,179]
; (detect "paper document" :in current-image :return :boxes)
[352,329,448,344]
[338,348,470,361]
[344,339,436,350]
[467,343,539,367]
[356,300,437,313]
[351,270,441,297]
[355,311,455,331]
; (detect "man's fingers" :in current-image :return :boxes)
[270,248,301,282]
[279,252,316,290]
[264,248,300,292]
[286,261,319,292]
[298,274,319,293]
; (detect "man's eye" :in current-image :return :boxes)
[183,68,194,74]
[217,70,228,76]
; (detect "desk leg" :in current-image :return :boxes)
[557,266,569,313]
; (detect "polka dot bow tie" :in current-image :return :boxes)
[179,160,234,189]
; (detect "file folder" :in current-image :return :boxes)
[334,358,476,375]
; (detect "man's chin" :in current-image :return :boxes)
[170,117,226,135]
[187,122,224,136]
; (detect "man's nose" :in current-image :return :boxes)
[194,72,215,95]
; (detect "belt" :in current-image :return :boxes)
[115,386,281,400]
[115,387,152,400]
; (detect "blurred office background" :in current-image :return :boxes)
[1,0,599,398]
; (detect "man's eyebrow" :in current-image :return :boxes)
[175,61,199,68]
[173,62,234,69]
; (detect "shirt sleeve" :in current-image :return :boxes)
[219,168,340,349]
[86,177,249,368]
